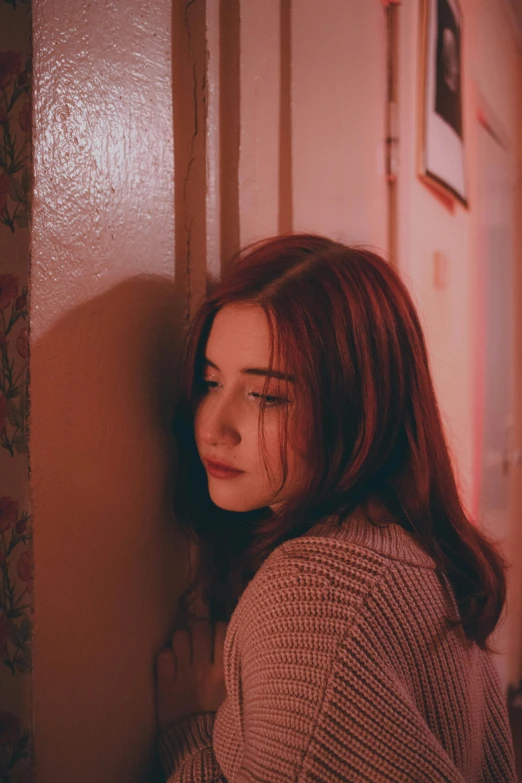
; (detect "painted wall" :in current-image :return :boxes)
[30,1,186,781]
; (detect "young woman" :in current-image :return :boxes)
[155,234,516,782]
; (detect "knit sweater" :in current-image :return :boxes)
[158,515,517,782]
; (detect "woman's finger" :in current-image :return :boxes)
[156,648,177,682]
[189,617,213,664]
[171,628,192,666]
[212,621,229,667]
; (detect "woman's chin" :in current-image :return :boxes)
[208,489,263,514]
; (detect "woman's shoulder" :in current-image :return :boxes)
[230,513,437,645]
[226,516,471,695]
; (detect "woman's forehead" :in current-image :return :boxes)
[204,305,290,379]
[206,305,270,359]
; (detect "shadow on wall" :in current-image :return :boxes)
[30,275,192,782]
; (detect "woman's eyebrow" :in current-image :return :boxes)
[203,357,295,382]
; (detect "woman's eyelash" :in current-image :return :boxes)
[250,392,285,406]
[201,379,288,407]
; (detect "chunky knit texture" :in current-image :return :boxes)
[158,515,517,782]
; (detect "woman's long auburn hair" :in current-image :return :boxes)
[172,233,506,650]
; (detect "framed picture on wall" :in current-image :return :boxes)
[418,0,468,206]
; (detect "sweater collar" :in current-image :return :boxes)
[302,512,437,569]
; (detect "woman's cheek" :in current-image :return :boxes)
[287,406,308,461]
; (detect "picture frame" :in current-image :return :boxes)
[418,0,468,207]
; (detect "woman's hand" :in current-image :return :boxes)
[155,618,228,732]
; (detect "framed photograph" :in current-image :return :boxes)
[418,0,468,206]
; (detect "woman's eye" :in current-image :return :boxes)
[249,392,288,407]
[201,379,288,407]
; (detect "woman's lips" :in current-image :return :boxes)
[204,460,245,479]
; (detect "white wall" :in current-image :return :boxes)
[397,0,522,684]
[291,0,388,249]
[397,0,521,513]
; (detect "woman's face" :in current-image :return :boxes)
[194,304,309,513]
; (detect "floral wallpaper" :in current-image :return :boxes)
[0,1,34,780]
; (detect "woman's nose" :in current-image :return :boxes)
[197,397,241,447]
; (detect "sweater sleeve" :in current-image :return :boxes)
[156,545,341,783]
[157,713,226,783]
